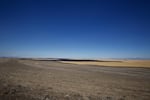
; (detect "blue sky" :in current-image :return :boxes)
[0,0,150,58]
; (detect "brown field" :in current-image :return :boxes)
[61,60,150,68]
[0,58,150,100]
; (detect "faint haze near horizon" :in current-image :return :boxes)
[0,0,150,58]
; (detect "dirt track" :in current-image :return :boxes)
[0,59,150,100]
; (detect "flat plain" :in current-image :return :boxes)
[61,60,150,68]
[0,58,150,100]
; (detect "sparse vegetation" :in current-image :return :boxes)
[0,58,150,100]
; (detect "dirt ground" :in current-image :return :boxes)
[0,58,150,100]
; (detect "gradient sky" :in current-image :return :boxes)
[0,0,150,58]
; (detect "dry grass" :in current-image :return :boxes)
[0,59,150,100]
[61,60,150,68]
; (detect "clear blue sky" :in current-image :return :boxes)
[0,0,150,58]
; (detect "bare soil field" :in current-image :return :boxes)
[0,58,150,100]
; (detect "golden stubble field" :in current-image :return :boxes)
[61,60,150,68]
